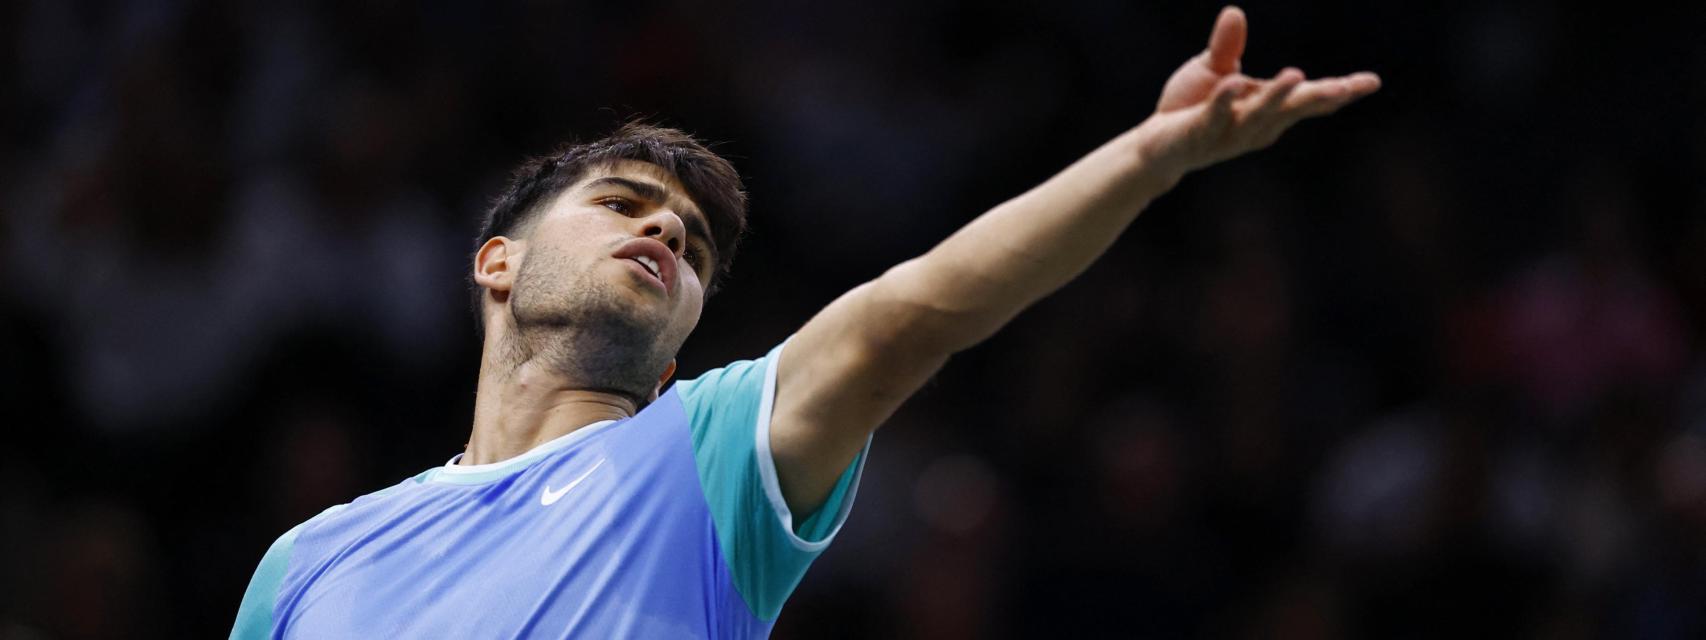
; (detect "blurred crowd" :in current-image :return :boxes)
[2,1,1703,638]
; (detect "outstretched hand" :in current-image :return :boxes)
[1137,6,1380,177]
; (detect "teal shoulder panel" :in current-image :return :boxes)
[676,340,870,621]
[229,524,303,639]
[230,505,347,639]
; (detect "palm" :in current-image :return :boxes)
[1139,7,1381,174]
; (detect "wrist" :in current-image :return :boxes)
[1118,120,1189,193]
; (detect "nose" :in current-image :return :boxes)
[638,209,686,256]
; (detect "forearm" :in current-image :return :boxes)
[768,124,1181,512]
[871,122,1183,354]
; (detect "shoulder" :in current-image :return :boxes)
[291,469,435,542]
[673,343,785,437]
[675,343,784,403]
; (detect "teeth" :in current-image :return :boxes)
[634,255,660,278]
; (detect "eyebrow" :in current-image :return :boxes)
[582,176,716,260]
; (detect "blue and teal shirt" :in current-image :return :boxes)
[231,343,869,638]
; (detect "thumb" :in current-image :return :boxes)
[1205,6,1247,74]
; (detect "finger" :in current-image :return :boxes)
[1251,67,1305,115]
[1205,6,1247,74]
[1236,78,1262,100]
[1207,74,1255,127]
[1342,71,1382,95]
[1282,72,1383,118]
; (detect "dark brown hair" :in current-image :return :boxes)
[470,122,748,326]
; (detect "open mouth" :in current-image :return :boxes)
[631,255,662,280]
[612,238,676,294]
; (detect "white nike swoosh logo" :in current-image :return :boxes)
[541,459,605,506]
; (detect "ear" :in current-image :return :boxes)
[648,359,678,403]
[474,236,522,301]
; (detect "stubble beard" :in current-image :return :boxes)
[504,248,674,403]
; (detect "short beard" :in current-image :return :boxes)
[502,250,672,405]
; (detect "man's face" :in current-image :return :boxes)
[503,160,718,397]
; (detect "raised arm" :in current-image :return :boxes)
[769,7,1381,515]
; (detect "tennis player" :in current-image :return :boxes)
[232,7,1378,637]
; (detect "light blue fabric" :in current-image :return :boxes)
[229,523,300,639]
[230,504,348,640]
[228,344,868,638]
[678,341,870,620]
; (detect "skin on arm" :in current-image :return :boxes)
[768,6,1382,516]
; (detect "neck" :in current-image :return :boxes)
[463,335,641,466]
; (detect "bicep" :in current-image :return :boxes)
[769,264,957,516]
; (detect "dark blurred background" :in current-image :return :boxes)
[3,0,1704,638]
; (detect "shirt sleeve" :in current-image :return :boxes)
[674,339,871,621]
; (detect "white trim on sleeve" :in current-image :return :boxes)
[753,338,870,553]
